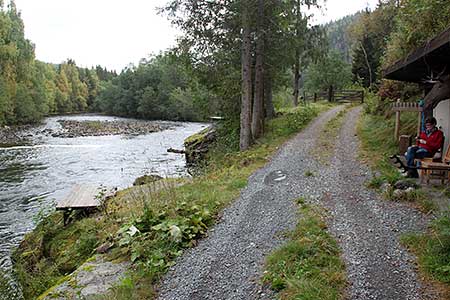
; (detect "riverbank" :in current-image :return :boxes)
[53,119,176,138]
[0,125,35,146]
[12,103,332,299]
[0,116,180,146]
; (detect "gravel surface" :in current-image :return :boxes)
[156,106,438,300]
[321,107,438,300]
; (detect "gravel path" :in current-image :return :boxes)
[157,106,437,300]
[321,107,437,300]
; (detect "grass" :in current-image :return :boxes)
[357,112,418,185]
[401,214,450,299]
[263,204,346,300]
[358,108,450,296]
[14,102,332,299]
[383,185,436,214]
[312,106,347,164]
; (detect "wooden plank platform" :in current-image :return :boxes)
[56,184,115,210]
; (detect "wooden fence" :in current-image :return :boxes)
[303,88,364,103]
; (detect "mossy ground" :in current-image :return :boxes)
[14,102,332,300]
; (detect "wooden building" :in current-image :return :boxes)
[384,27,450,150]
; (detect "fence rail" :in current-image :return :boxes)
[303,88,364,103]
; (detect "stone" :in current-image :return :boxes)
[394,179,418,190]
[184,126,217,168]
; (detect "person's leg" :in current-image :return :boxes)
[407,147,430,178]
[406,146,418,167]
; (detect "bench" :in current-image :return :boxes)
[417,145,450,184]
[56,184,116,224]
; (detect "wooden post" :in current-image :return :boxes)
[328,85,334,102]
[314,93,317,102]
[394,99,401,141]
[417,111,422,137]
[303,91,307,105]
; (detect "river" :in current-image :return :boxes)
[0,115,206,274]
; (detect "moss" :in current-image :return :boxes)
[133,174,162,186]
[36,275,71,300]
[82,265,95,272]
[184,127,210,146]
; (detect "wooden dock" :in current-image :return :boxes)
[56,184,116,224]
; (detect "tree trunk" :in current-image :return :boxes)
[292,1,301,107]
[251,0,264,140]
[264,73,275,119]
[240,2,253,151]
[293,52,300,107]
[423,74,450,118]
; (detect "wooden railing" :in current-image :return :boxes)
[303,89,364,103]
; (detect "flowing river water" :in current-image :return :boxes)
[0,115,206,295]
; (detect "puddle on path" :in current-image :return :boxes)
[264,170,288,185]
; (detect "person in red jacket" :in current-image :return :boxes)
[406,117,444,178]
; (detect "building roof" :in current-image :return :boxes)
[383,27,450,83]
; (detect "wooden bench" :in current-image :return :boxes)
[418,146,450,184]
[56,184,116,224]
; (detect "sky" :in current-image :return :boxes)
[13,0,378,72]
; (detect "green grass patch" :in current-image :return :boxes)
[263,204,346,300]
[401,214,450,298]
[312,107,347,164]
[15,103,332,299]
[358,112,419,184]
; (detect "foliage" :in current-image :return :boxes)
[94,53,212,121]
[263,204,346,300]
[12,212,103,299]
[401,214,450,293]
[384,0,450,68]
[349,1,398,87]
[304,51,352,93]
[14,103,328,299]
[0,2,115,125]
[324,12,361,63]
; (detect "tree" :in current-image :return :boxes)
[304,51,352,92]
[240,0,253,150]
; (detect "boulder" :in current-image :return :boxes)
[133,174,163,186]
[184,126,217,168]
[394,179,418,190]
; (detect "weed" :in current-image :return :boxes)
[263,205,346,300]
[401,214,450,297]
[304,170,315,177]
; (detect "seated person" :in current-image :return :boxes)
[406,117,444,178]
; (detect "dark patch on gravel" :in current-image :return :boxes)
[156,106,439,300]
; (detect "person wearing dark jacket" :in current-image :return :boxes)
[406,117,444,178]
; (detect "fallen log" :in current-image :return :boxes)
[167,147,185,154]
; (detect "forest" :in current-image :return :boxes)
[2,0,450,149]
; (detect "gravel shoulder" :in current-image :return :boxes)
[156,106,438,300]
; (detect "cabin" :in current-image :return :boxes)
[384,26,450,151]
